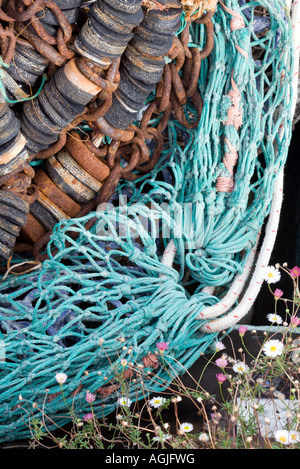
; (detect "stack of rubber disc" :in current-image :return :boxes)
[22,131,110,243]
[0,191,29,260]
[35,0,82,37]
[0,103,28,178]
[5,42,49,90]
[103,0,182,129]
[20,57,102,155]
[74,0,144,68]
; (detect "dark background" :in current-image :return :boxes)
[252,121,300,324]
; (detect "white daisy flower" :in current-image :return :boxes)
[232,361,249,374]
[275,430,290,445]
[55,372,67,384]
[289,430,300,443]
[215,341,226,351]
[149,396,167,408]
[267,313,283,325]
[198,433,209,442]
[179,422,194,433]
[117,396,132,407]
[263,265,281,284]
[262,339,284,358]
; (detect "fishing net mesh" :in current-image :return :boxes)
[0,0,294,442]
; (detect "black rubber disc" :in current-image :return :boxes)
[0,108,20,145]
[29,200,59,232]
[104,94,138,130]
[0,190,29,214]
[0,202,28,227]
[53,65,98,106]
[106,0,142,14]
[43,79,85,118]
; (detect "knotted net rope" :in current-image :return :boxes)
[0,0,295,442]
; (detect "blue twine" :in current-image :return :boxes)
[0,0,294,442]
[0,58,47,104]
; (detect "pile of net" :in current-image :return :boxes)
[0,0,295,442]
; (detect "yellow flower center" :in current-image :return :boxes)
[270,346,277,352]
[279,436,287,442]
[268,273,274,278]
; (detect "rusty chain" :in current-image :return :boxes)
[0,0,216,265]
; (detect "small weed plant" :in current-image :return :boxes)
[16,263,300,449]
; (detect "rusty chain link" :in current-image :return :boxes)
[0,0,216,265]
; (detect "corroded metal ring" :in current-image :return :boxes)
[21,213,46,244]
[45,153,101,204]
[54,58,102,106]
[95,116,135,141]
[65,131,110,182]
[33,169,81,217]
[15,21,67,66]
[0,0,211,261]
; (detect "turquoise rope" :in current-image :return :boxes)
[0,0,294,442]
[0,57,47,104]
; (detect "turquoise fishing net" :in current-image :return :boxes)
[0,0,294,442]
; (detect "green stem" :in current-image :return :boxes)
[60,384,72,415]
[240,336,256,360]
[197,351,217,389]
[219,382,225,403]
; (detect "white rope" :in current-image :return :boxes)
[159,239,177,279]
[196,233,260,320]
[200,0,300,332]
[160,239,176,268]
[201,169,284,332]
[160,1,299,332]
[290,0,300,118]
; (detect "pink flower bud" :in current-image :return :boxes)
[215,357,228,368]
[291,316,300,327]
[216,373,227,383]
[274,288,283,299]
[290,266,300,278]
[238,325,248,336]
[156,342,169,352]
[85,392,96,403]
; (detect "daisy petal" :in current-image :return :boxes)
[263,266,281,284]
